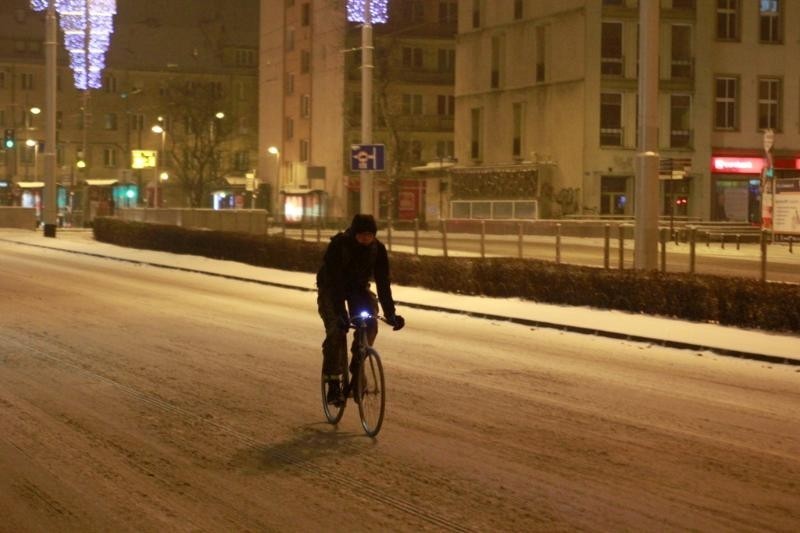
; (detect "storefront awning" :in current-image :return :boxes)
[449,163,539,176]
[17,181,45,188]
[225,176,248,186]
[411,161,456,173]
[85,179,119,186]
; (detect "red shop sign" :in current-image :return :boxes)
[711,157,764,174]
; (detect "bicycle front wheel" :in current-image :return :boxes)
[321,371,346,425]
[355,347,385,437]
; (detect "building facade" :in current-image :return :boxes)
[258,0,457,223]
[0,0,259,221]
[455,0,800,224]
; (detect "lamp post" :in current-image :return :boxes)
[25,139,39,180]
[151,121,166,207]
[267,146,280,221]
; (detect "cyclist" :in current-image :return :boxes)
[316,213,405,405]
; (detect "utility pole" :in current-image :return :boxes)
[634,0,659,270]
[43,0,57,237]
[359,0,374,215]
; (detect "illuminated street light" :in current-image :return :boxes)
[26,139,40,180]
[267,146,280,219]
[30,107,41,115]
[151,123,166,207]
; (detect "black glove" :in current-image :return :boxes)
[386,314,405,331]
[337,315,350,331]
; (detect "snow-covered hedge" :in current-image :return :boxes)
[93,218,800,334]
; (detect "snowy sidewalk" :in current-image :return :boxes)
[2,228,798,365]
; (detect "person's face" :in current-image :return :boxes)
[355,232,375,246]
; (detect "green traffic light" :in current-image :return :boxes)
[3,139,13,149]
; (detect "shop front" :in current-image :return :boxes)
[710,155,800,223]
[280,188,326,224]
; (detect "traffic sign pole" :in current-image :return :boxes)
[359,0,374,215]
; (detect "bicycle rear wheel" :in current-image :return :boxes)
[355,347,385,437]
[321,372,346,424]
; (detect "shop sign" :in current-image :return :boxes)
[711,157,764,174]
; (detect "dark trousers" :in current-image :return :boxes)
[317,288,378,377]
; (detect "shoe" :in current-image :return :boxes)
[326,379,344,406]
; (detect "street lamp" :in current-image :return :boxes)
[151,122,166,207]
[25,139,40,180]
[267,146,280,219]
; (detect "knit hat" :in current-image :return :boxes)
[350,213,377,234]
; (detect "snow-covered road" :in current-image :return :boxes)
[1,237,799,531]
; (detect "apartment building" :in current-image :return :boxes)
[0,0,259,219]
[259,0,457,223]
[455,0,800,223]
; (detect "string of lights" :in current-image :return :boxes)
[346,0,388,24]
[30,0,117,90]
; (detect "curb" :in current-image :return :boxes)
[5,237,800,367]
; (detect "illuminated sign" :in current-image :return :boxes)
[131,150,157,169]
[711,157,765,174]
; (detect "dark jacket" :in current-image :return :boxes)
[316,228,395,319]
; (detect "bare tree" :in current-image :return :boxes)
[158,79,231,207]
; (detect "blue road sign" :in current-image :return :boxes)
[351,144,385,172]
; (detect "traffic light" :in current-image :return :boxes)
[3,129,15,149]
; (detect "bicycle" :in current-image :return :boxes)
[321,311,386,437]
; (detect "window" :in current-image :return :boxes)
[601,177,628,215]
[56,111,62,129]
[103,74,116,93]
[601,22,623,76]
[472,0,482,28]
[299,139,309,162]
[671,25,692,79]
[436,140,454,158]
[104,113,118,130]
[300,50,310,73]
[672,0,694,8]
[410,140,423,163]
[437,95,454,116]
[402,94,423,115]
[234,150,250,170]
[402,47,423,68]
[490,35,503,89]
[286,73,294,95]
[758,78,781,131]
[438,1,457,23]
[514,0,523,19]
[470,107,483,160]
[286,28,295,52]
[716,0,739,41]
[759,0,781,43]
[301,3,310,26]
[535,26,546,82]
[0,110,5,127]
[714,76,738,130]
[603,0,624,5]
[600,93,623,146]
[670,94,692,148]
[437,49,455,72]
[512,102,525,158]
[21,72,34,90]
[0,71,5,89]
[285,117,294,139]
[103,147,117,168]
[300,94,311,118]
[129,113,144,131]
[235,49,256,67]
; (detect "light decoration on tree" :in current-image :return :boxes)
[30,0,118,90]
[346,0,389,23]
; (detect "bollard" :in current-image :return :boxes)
[689,226,697,274]
[706,231,710,247]
[604,223,610,270]
[480,220,486,259]
[387,218,393,253]
[789,237,794,254]
[618,224,625,270]
[300,223,305,242]
[518,223,524,259]
[555,223,562,264]
[441,218,449,258]
[414,218,419,256]
[316,218,322,243]
[736,234,740,250]
[760,229,768,282]
[660,228,667,272]
[720,234,725,249]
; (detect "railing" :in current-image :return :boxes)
[113,209,798,283]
